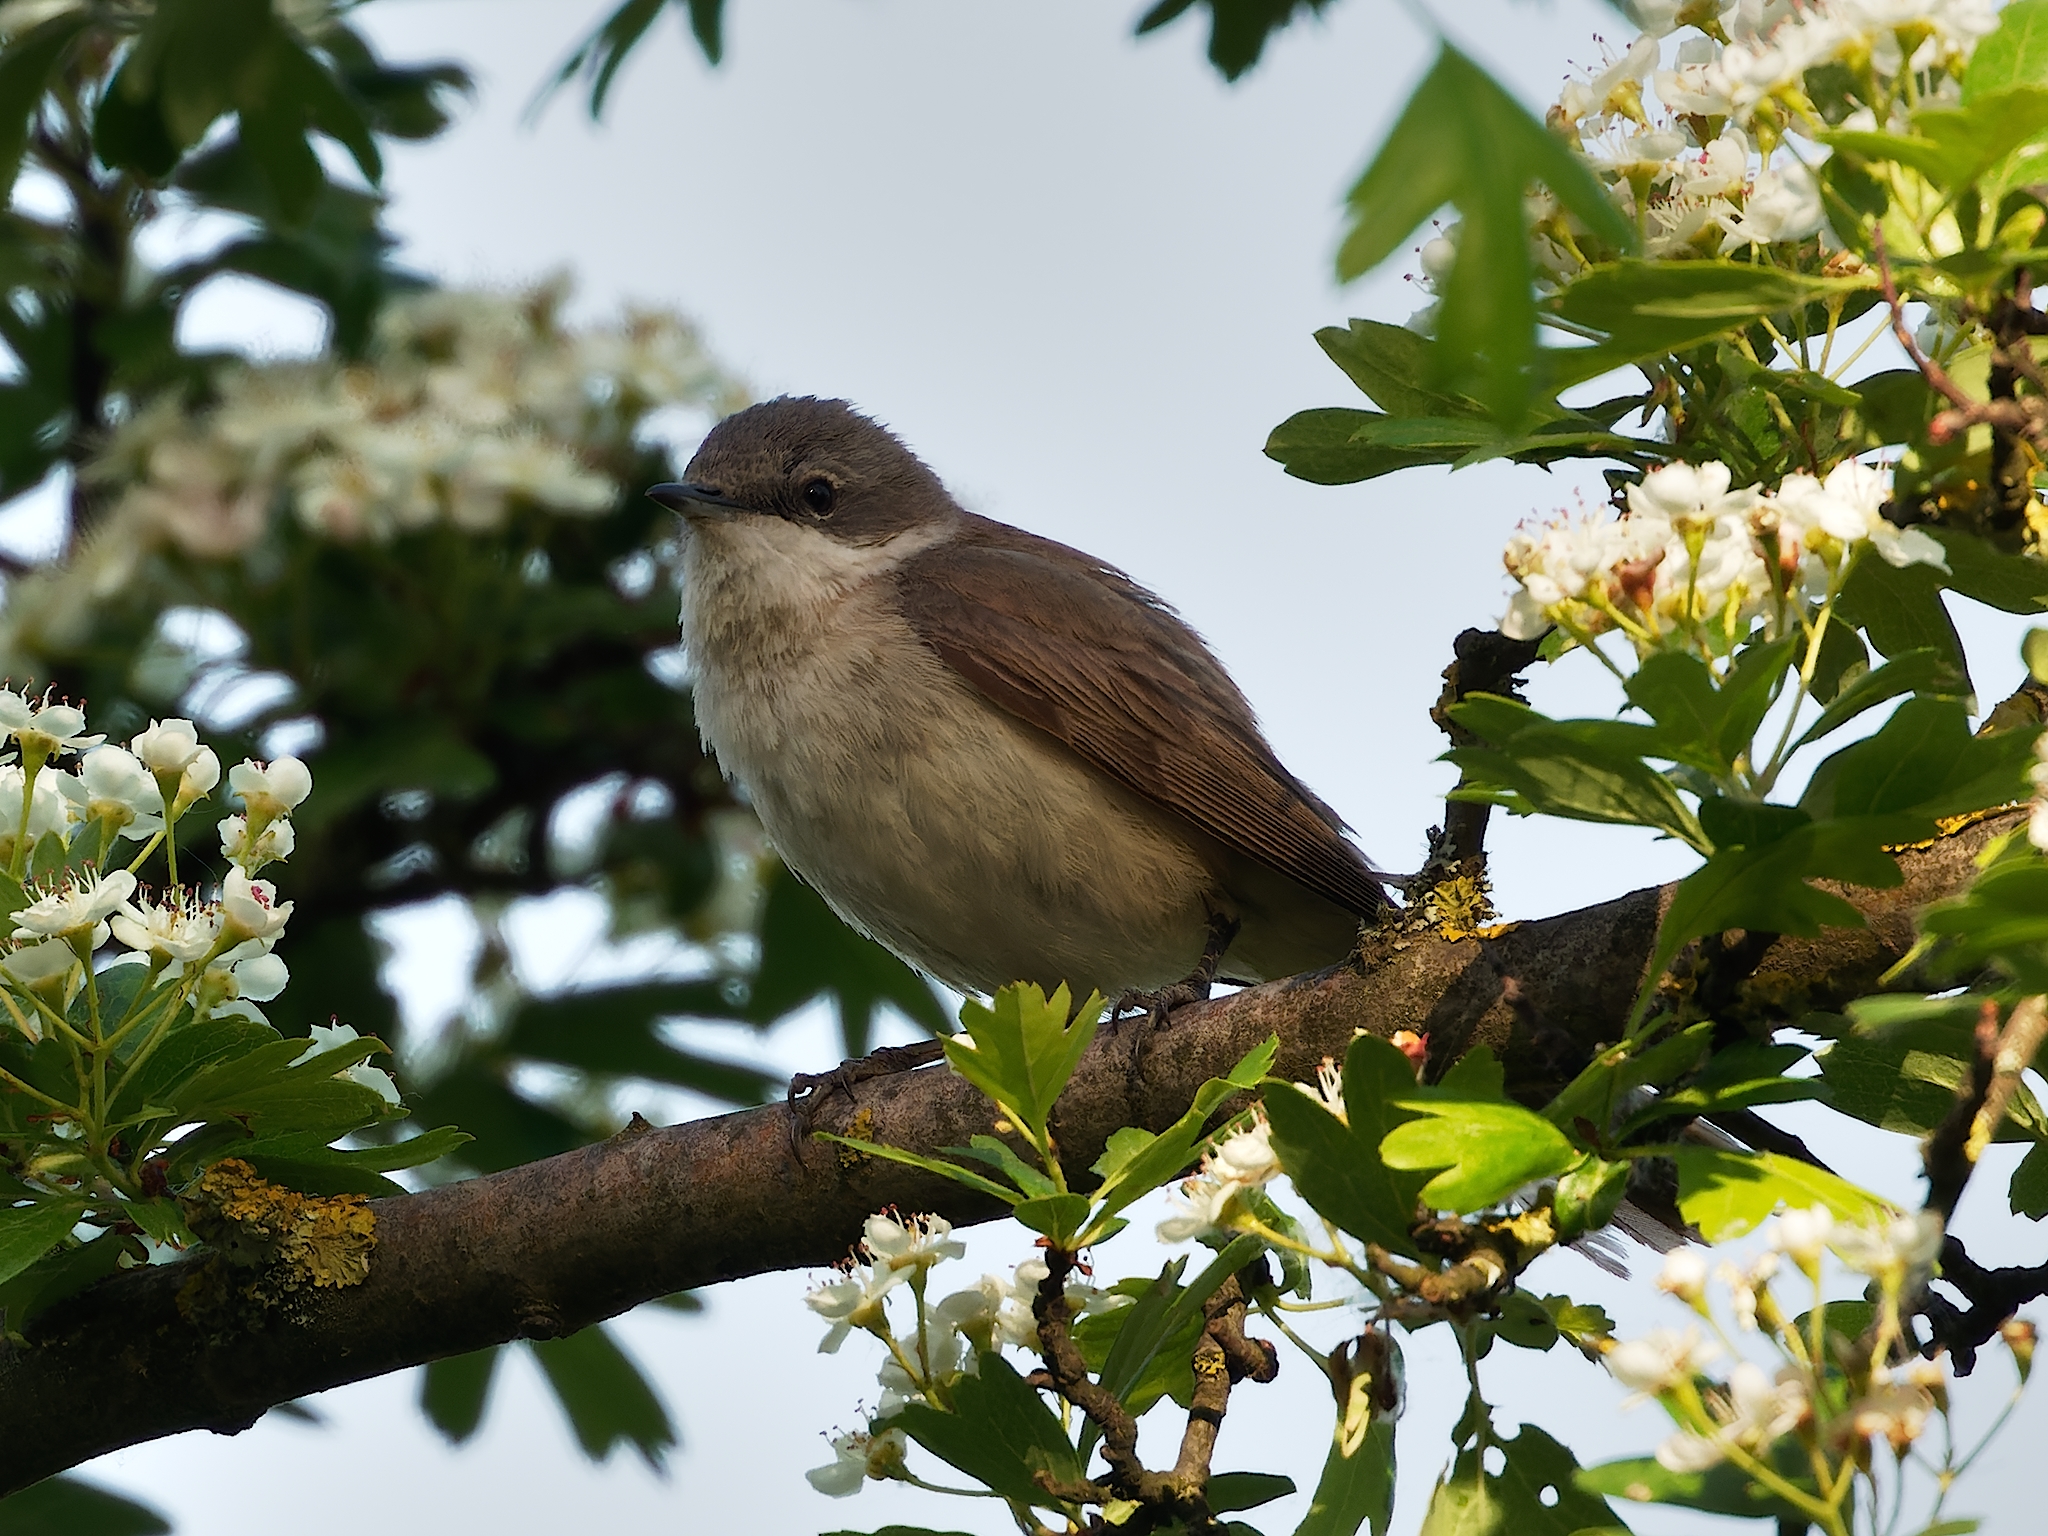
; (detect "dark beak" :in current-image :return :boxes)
[647,481,747,516]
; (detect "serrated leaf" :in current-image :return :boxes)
[1265,1035,1427,1257]
[1670,1148,1891,1240]
[1793,647,1968,751]
[1339,46,1633,423]
[944,982,1103,1151]
[1380,1094,1579,1214]
[1801,697,2039,822]
[1085,1035,1276,1232]
[1293,1418,1395,1536]
[1419,1423,1613,1536]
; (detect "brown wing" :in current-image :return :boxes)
[895,517,1387,917]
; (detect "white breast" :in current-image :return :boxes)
[677,516,1216,998]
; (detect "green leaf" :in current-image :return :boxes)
[1793,647,1969,750]
[750,866,949,1056]
[0,1199,85,1288]
[1552,1156,1629,1243]
[528,1324,675,1469]
[1293,1418,1395,1536]
[1314,320,1486,419]
[1643,816,1913,1006]
[1013,1192,1093,1244]
[1836,552,1967,679]
[1445,707,1709,850]
[944,982,1103,1151]
[1419,1423,1613,1536]
[1265,1035,1427,1257]
[1208,1473,1296,1515]
[1134,0,1334,83]
[1556,260,1867,369]
[1800,697,2039,822]
[502,980,777,1105]
[0,1229,133,1333]
[1821,1016,2048,1142]
[0,1476,169,1536]
[810,1133,1022,1205]
[1074,1259,1199,1431]
[420,1345,503,1444]
[894,1352,1083,1509]
[1339,46,1632,422]
[1380,1096,1579,1214]
[1618,1042,1825,1135]
[1577,1453,1802,1519]
[1931,528,2048,614]
[1965,0,2048,97]
[1670,1147,1891,1240]
[2011,1140,2048,1219]
[1264,407,1643,485]
[1086,1035,1276,1231]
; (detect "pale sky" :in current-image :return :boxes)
[69,1,2046,1532]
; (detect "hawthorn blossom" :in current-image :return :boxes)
[218,868,293,944]
[1656,1248,1710,1306]
[13,868,136,943]
[1657,1361,1809,1471]
[1158,1112,1282,1243]
[860,1211,965,1276]
[130,718,205,776]
[1828,1210,1944,1284]
[228,756,313,823]
[1606,1326,1720,1396]
[173,747,221,815]
[291,1021,397,1105]
[0,690,102,758]
[60,746,164,839]
[806,1262,907,1354]
[218,813,296,872]
[804,1426,906,1497]
[0,937,80,1014]
[111,890,220,965]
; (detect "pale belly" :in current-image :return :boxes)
[698,642,1219,999]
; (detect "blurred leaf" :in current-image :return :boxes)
[2012,1141,2048,1218]
[420,1345,503,1445]
[1418,1423,1611,1536]
[750,866,948,1057]
[529,1324,675,1468]
[1671,1147,1890,1240]
[1134,0,1335,82]
[1265,1034,1426,1257]
[407,1070,589,1174]
[1555,260,1866,374]
[1338,46,1632,422]
[894,1351,1083,1509]
[0,1230,134,1333]
[504,981,776,1105]
[544,0,726,117]
[1293,1417,1394,1536]
[1577,1453,1802,1519]
[0,1476,169,1536]
[1967,0,2048,95]
[0,14,92,194]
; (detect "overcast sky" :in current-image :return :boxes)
[69,0,2048,1531]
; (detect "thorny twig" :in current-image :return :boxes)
[1029,1248,1276,1533]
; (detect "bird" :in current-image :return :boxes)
[649,396,1389,1040]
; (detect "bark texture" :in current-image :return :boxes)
[0,810,2012,1492]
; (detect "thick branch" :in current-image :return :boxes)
[0,809,2017,1493]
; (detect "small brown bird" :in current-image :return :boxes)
[651,397,1387,1011]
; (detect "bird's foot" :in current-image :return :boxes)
[786,1038,948,1156]
[1112,912,1241,1037]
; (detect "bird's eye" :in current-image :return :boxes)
[801,478,836,517]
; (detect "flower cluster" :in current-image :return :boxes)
[2029,726,2048,853]
[1605,1204,1960,1486]
[87,280,746,563]
[1500,458,1945,648]
[1156,1109,1285,1243]
[800,1209,1122,1498]
[1410,0,1996,327]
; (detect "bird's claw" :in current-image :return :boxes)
[785,1038,949,1158]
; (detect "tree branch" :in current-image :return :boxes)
[0,808,2017,1493]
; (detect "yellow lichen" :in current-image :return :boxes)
[183,1158,376,1291]
[1418,874,1499,940]
[837,1106,877,1170]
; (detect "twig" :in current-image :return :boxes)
[1922,999,2001,1220]
[1920,1236,2048,1376]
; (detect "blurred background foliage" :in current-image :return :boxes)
[0,0,958,1506]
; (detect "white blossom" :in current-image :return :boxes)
[111,890,221,965]
[291,1021,398,1105]
[1158,1113,1280,1242]
[174,747,221,814]
[1656,1248,1710,1304]
[1828,1210,1944,1281]
[218,813,297,872]
[1771,1205,1834,1268]
[0,690,103,757]
[0,937,80,1014]
[806,1262,906,1354]
[1606,1327,1720,1395]
[130,718,205,776]
[219,868,293,943]
[60,746,164,839]
[804,1426,905,1497]
[860,1211,965,1275]
[228,756,313,820]
[13,868,136,943]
